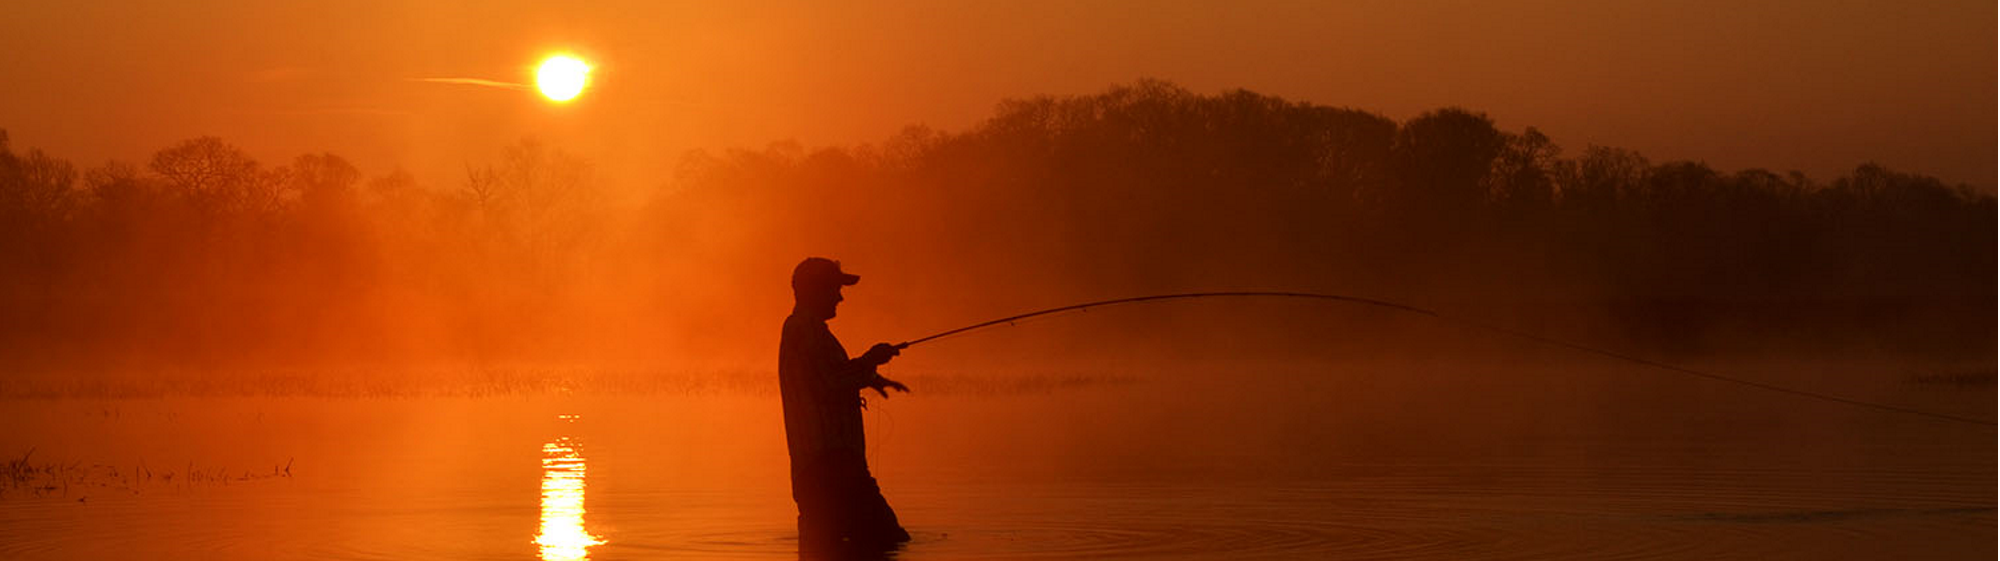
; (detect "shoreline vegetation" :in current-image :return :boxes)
[0,365,1141,399]
[0,359,1983,400]
[2,447,292,500]
[1,80,1991,373]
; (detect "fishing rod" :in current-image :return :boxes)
[891,291,1995,428]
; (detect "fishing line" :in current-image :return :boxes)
[867,366,898,459]
[892,291,1994,427]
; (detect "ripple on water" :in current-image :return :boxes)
[868,463,1993,561]
[2,442,1989,560]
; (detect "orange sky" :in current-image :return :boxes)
[2,0,1992,193]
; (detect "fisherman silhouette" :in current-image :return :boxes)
[779,258,912,555]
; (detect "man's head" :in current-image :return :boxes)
[791,257,859,320]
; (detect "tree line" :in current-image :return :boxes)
[1,80,1991,369]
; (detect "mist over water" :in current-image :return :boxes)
[1,82,1992,374]
[0,81,1991,559]
[0,355,1990,560]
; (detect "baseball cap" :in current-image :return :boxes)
[791,257,860,291]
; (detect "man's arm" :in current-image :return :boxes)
[838,343,908,397]
[828,356,880,392]
[811,335,887,390]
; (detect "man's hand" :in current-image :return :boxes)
[861,342,901,366]
[871,376,910,399]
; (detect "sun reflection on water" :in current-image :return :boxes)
[536,427,603,560]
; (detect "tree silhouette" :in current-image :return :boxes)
[149,136,264,217]
[291,152,360,211]
[1486,127,1559,209]
[0,81,1991,367]
[1390,108,1506,215]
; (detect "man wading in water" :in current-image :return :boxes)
[780,257,912,554]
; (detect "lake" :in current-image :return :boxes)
[0,359,1990,559]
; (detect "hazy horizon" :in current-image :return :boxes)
[0,4,1991,560]
[2,1,1993,196]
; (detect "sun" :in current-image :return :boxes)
[536,55,591,102]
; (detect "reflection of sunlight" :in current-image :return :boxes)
[536,433,603,561]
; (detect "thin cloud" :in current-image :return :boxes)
[415,78,530,91]
[230,106,412,117]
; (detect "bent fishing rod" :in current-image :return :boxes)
[890,291,1994,428]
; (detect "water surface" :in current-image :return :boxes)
[0,361,1990,559]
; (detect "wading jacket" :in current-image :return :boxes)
[778,313,879,465]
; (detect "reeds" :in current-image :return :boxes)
[1906,368,1996,388]
[0,364,779,399]
[1,448,293,499]
[0,364,1140,399]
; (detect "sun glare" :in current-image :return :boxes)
[536,55,591,103]
[536,435,602,561]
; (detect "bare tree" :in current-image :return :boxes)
[149,136,261,216]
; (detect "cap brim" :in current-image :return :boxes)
[836,273,860,286]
